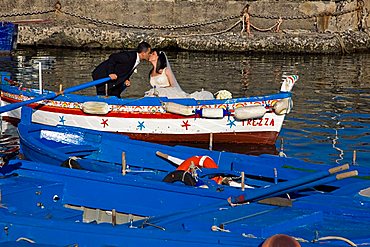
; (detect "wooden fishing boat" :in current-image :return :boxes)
[16,107,293,215]
[18,105,362,184]
[0,74,298,145]
[18,106,368,200]
[0,159,368,247]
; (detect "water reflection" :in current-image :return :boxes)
[0,48,369,166]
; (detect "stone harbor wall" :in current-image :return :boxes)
[0,0,369,53]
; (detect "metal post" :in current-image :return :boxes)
[274,168,278,184]
[38,62,43,94]
[209,133,213,151]
[122,152,126,175]
[352,150,357,165]
[241,171,245,191]
[278,138,287,157]
[112,209,116,226]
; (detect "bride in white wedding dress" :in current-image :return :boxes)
[145,50,214,100]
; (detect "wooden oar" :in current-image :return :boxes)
[0,77,110,114]
[265,170,358,199]
[146,168,357,227]
[156,151,184,166]
[229,165,353,205]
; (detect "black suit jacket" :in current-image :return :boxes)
[92,51,138,97]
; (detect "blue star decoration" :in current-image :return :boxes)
[137,121,145,130]
[227,119,236,128]
[59,116,66,125]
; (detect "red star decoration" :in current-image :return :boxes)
[101,119,109,128]
[181,120,191,130]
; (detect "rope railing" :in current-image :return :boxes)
[240,3,364,36]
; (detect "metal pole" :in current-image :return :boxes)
[38,61,43,94]
[241,171,245,191]
[122,152,127,175]
[209,133,213,151]
[352,150,357,165]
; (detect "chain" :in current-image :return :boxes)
[0,3,362,33]
[0,9,55,18]
[61,9,239,30]
[250,6,360,20]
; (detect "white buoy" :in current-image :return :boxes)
[163,102,194,116]
[81,101,111,115]
[234,105,266,120]
[200,108,224,119]
[273,98,293,115]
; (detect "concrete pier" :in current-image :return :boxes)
[1,0,369,53]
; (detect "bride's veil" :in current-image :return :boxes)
[153,51,215,100]
[162,52,183,91]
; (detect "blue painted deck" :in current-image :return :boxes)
[0,159,369,246]
[1,107,369,246]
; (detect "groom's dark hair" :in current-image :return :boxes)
[137,42,151,53]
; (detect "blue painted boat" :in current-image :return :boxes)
[0,74,298,145]
[18,106,305,216]
[17,106,370,205]
[0,159,369,246]
[0,22,17,53]
[0,160,261,247]
[18,106,369,183]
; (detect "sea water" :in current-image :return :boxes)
[0,48,369,166]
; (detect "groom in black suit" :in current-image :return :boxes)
[92,42,151,97]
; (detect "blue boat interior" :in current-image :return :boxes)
[1,162,370,246]
[0,106,370,246]
[132,179,370,242]
[27,126,368,186]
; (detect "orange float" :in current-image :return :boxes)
[177,155,218,171]
[177,156,224,184]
